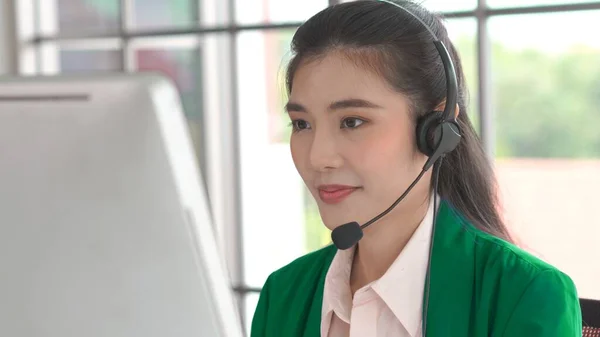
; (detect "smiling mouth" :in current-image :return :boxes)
[317,186,359,204]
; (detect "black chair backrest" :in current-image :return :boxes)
[581,298,600,337]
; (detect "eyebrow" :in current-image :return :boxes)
[284,98,383,113]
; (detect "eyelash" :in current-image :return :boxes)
[289,117,367,133]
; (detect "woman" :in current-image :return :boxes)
[250,1,581,336]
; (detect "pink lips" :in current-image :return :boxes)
[317,185,359,204]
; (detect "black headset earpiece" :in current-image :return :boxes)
[416,111,462,171]
[416,111,444,156]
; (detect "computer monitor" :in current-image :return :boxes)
[0,74,243,337]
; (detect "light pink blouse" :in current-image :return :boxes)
[320,196,436,337]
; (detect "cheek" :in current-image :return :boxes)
[290,136,322,202]
[349,125,415,173]
[290,136,310,180]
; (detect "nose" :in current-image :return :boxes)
[309,129,343,172]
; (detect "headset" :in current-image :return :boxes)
[330,1,463,336]
[383,1,462,335]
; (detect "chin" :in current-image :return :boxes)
[312,191,365,230]
[317,208,357,232]
[316,209,338,231]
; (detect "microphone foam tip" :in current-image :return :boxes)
[331,221,363,250]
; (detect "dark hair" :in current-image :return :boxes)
[285,0,514,242]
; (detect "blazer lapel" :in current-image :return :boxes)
[424,201,477,336]
[303,247,335,337]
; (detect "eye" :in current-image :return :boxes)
[341,117,365,129]
[290,119,311,132]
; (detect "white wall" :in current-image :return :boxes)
[0,0,17,75]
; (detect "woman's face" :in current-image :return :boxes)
[287,52,430,231]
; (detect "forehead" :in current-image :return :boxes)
[289,52,400,105]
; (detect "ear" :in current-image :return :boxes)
[434,100,460,120]
[453,103,460,119]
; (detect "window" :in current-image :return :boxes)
[52,0,120,37]
[445,18,478,129]
[131,0,197,30]
[244,293,260,336]
[490,10,600,301]
[18,1,600,335]
[236,29,312,290]
[59,48,122,73]
[132,37,205,180]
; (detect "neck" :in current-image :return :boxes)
[349,191,431,294]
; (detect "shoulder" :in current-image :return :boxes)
[457,214,581,335]
[493,247,582,336]
[440,201,571,284]
[467,219,573,290]
[264,244,337,291]
[251,245,336,336]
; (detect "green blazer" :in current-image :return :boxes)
[250,200,582,336]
